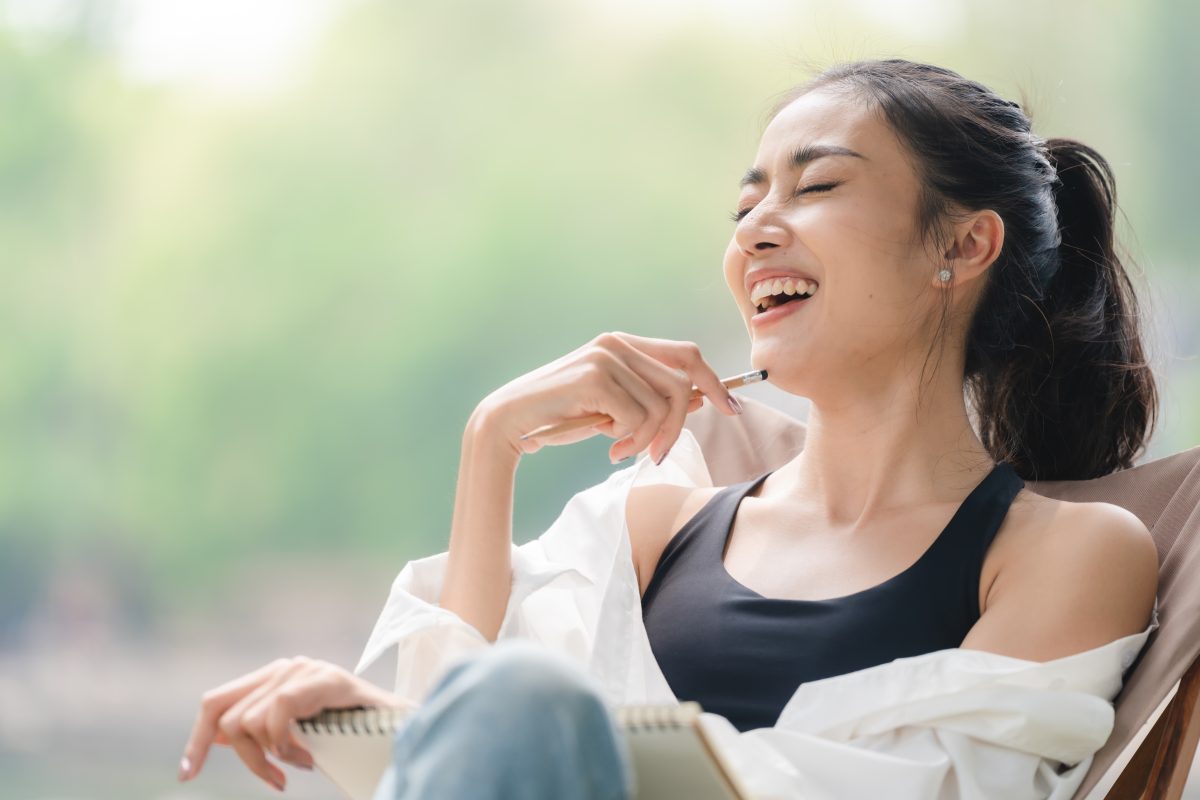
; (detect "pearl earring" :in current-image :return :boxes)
[938,268,952,283]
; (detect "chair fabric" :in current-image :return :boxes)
[681,395,1200,800]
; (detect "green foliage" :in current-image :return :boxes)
[0,0,1194,624]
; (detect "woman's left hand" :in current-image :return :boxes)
[178,656,415,792]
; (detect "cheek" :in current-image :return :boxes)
[722,239,743,297]
[846,199,924,276]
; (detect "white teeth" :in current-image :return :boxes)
[749,276,820,306]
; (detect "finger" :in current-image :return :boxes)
[264,662,407,768]
[264,667,351,767]
[511,351,651,454]
[570,348,658,457]
[599,338,698,463]
[219,671,299,792]
[600,333,739,416]
[226,659,314,768]
[596,358,672,463]
[226,723,288,792]
[181,659,292,781]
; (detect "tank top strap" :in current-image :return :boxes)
[645,471,774,596]
[935,461,1025,550]
[894,460,1022,624]
[885,460,1024,586]
[689,471,774,559]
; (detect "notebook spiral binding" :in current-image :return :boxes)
[296,706,410,736]
[296,701,702,736]
[613,701,702,732]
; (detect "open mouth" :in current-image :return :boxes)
[744,280,820,314]
[754,291,814,314]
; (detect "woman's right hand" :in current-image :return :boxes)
[474,331,744,465]
[440,331,742,642]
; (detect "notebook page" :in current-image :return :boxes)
[617,703,747,800]
[292,708,409,800]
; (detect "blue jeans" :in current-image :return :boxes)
[372,640,636,800]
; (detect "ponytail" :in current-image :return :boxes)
[968,139,1158,480]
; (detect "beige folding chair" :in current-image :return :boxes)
[682,396,1200,800]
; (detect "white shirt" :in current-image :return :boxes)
[357,427,1159,800]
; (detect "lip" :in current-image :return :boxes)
[744,268,820,300]
[749,293,814,330]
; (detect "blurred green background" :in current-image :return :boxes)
[1,0,1197,797]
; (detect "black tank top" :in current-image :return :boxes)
[640,462,1025,732]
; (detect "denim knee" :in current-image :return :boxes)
[460,640,609,709]
[386,639,635,800]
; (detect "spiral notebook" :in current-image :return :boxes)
[292,701,750,800]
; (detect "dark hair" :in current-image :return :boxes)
[767,59,1158,481]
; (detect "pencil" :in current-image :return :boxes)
[517,368,768,441]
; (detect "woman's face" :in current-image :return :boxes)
[723,88,944,400]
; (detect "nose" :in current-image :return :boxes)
[733,205,789,256]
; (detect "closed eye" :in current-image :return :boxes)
[793,181,841,198]
[729,182,842,223]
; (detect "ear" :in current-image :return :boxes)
[934,209,1005,288]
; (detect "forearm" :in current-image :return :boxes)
[437,406,522,643]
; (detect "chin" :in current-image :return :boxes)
[749,343,812,397]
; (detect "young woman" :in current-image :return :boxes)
[179,58,1160,798]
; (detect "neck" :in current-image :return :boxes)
[769,369,995,530]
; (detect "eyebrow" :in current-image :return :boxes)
[739,144,867,188]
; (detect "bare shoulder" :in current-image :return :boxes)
[626,483,724,598]
[963,492,1159,661]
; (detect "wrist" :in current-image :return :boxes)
[465,402,523,466]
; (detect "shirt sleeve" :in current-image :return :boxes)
[353,429,713,704]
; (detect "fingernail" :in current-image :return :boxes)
[281,745,314,770]
[726,395,744,415]
[655,446,672,466]
[178,756,192,782]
